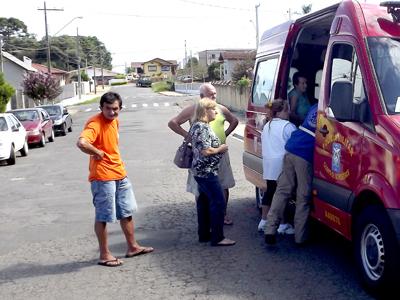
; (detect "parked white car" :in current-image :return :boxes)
[0,113,28,165]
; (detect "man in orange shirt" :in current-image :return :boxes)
[77,92,153,267]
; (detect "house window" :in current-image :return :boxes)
[148,65,157,72]
[161,65,170,72]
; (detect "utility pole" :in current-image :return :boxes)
[255,3,260,49]
[100,52,104,89]
[38,1,63,74]
[76,27,81,99]
[190,50,194,83]
[93,64,97,94]
[0,36,4,73]
[184,40,187,69]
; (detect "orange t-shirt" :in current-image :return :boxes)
[80,113,127,181]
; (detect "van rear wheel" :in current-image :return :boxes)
[354,205,400,294]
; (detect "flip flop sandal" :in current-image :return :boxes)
[125,247,154,258]
[97,258,123,267]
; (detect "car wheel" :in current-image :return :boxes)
[20,141,29,157]
[68,122,73,132]
[61,123,67,136]
[6,145,16,165]
[255,187,264,212]
[39,133,46,147]
[49,129,55,142]
[354,205,400,294]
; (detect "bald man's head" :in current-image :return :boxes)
[199,83,217,100]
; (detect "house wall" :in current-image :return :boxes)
[213,82,250,112]
[143,61,173,78]
[198,50,221,68]
[223,60,239,81]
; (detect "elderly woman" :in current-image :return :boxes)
[288,71,311,126]
[189,98,236,247]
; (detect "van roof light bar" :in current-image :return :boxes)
[381,1,400,23]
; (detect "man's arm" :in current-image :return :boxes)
[220,105,239,137]
[76,137,104,161]
[167,104,195,140]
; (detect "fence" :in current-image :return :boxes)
[213,82,250,112]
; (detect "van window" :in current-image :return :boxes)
[330,43,366,105]
[252,57,279,106]
[368,37,400,113]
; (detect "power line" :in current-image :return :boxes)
[177,0,251,11]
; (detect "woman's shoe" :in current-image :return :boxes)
[258,219,267,232]
[214,238,236,246]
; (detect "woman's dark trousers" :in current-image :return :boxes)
[194,174,225,245]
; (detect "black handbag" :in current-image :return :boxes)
[173,140,193,169]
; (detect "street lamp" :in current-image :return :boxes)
[53,16,83,36]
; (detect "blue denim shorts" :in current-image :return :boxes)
[91,177,138,222]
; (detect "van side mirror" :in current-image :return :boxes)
[329,80,357,122]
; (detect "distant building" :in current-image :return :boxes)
[130,62,144,75]
[2,52,37,110]
[85,67,119,85]
[198,48,255,69]
[219,50,256,81]
[31,63,68,86]
[142,58,178,77]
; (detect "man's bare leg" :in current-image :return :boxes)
[120,216,154,256]
[224,189,233,225]
[95,221,120,262]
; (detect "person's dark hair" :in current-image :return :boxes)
[100,92,122,108]
[292,71,306,86]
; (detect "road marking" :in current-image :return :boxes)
[153,103,159,107]
[85,108,92,112]
[131,104,137,108]
[142,103,148,107]
[164,102,170,106]
[10,177,25,181]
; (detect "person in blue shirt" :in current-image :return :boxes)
[264,103,317,245]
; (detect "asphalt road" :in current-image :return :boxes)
[0,84,375,299]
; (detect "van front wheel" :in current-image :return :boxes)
[354,205,400,294]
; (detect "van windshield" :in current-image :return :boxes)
[368,37,400,114]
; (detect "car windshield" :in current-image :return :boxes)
[368,37,400,114]
[0,117,8,131]
[43,106,61,116]
[13,110,39,121]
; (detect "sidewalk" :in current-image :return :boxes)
[60,86,111,107]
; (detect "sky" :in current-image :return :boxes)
[1,0,381,73]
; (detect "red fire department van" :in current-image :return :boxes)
[243,0,400,292]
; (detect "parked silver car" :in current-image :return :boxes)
[39,104,73,136]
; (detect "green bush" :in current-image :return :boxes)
[110,81,127,86]
[115,74,126,79]
[0,73,15,113]
[152,81,174,92]
[237,76,251,88]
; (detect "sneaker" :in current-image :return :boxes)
[277,223,290,235]
[258,219,267,232]
[284,224,295,235]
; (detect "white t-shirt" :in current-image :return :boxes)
[261,118,296,180]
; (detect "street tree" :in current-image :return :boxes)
[302,4,312,14]
[0,73,15,113]
[231,60,254,82]
[22,72,62,105]
[208,62,222,81]
[0,17,28,40]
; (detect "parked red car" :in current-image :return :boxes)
[8,108,54,147]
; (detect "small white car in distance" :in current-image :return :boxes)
[0,113,28,165]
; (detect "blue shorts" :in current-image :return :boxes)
[91,177,138,222]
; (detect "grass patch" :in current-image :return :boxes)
[76,96,100,105]
[152,81,174,92]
